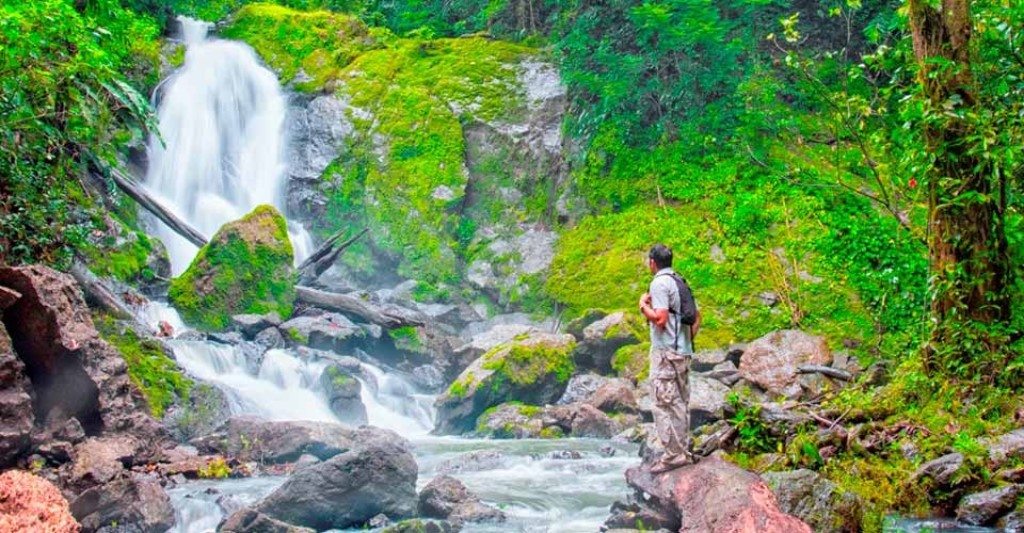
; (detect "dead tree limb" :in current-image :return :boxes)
[797,364,853,382]
[295,285,424,328]
[298,228,368,282]
[70,259,140,323]
[97,166,208,248]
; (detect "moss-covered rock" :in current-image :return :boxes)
[169,205,296,331]
[433,332,576,434]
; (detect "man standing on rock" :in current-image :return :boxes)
[639,244,700,473]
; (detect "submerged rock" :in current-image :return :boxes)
[190,417,376,464]
[318,365,368,426]
[418,475,505,527]
[169,205,296,331]
[279,312,365,353]
[738,330,831,398]
[255,435,417,530]
[434,332,576,435]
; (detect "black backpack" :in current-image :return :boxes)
[657,272,698,326]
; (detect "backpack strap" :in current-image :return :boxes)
[655,272,684,352]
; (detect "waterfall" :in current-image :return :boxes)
[144,17,312,274]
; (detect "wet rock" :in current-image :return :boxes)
[66,436,139,489]
[70,475,175,532]
[913,453,964,487]
[985,429,1024,467]
[255,435,417,530]
[603,496,676,531]
[434,332,575,435]
[624,456,812,532]
[190,417,374,464]
[220,507,315,533]
[998,507,1024,532]
[285,94,355,222]
[254,326,286,349]
[419,475,505,527]
[574,312,643,374]
[0,469,79,532]
[165,383,231,441]
[436,450,506,474]
[318,365,368,426]
[738,330,831,398]
[409,363,447,392]
[168,205,296,331]
[763,469,862,533]
[381,519,454,533]
[0,321,34,467]
[279,312,365,353]
[558,373,609,405]
[570,403,637,438]
[956,484,1022,526]
[231,312,282,338]
[587,378,640,415]
[689,375,731,429]
[475,403,545,438]
[0,265,166,454]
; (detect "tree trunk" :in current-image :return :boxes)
[907,0,1012,362]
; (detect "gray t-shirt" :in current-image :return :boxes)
[649,268,694,353]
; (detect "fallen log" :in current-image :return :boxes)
[98,166,208,248]
[796,364,853,382]
[69,259,139,323]
[295,286,424,328]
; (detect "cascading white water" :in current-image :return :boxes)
[145,17,312,274]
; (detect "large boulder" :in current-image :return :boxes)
[0,265,166,453]
[434,332,576,435]
[956,484,1023,526]
[318,365,368,425]
[689,375,731,428]
[279,312,365,353]
[190,417,365,464]
[0,470,79,532]
[985,429,1024,467]
[0,320,33,467]
[763,469,863,532]
[70,475,175,532]
[573,311,643,374]
[559,373,639,415]
[169,205,296,331]
[623,457,812,532]
[255,434,417,530]
[418,475,505,527]
[738,330,831,398]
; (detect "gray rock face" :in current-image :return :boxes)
[318,365,368,426]
[286,94,355,221]
[231,313,282,338]
[763,469,862,533]
[574,312,642,374]
[0,321,33,467]
[738,330,831,398]
[70,475,175,533]
[689,375,731,429]
[956,484,1023,526]
[190,417,367,464]
[418,475,505,527]
[279,313,365,353]
[255,436,417,530]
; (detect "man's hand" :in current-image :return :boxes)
[639,293,652,310]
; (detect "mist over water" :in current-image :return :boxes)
[144,17,311,274]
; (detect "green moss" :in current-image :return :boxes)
[86,230,156,283]
[168,44,186,68]
[222,3,379,91]
[388,325,423,352]
[447,372,474,398]
[169,205,296,331]
[97,317,193,418]
[547,203,875,352]
[325,365,355,387]
[286,327,307,344]
[611,342,650,381]
[539,426,564,439]
[482,336,576,387]
[474,402,545,438]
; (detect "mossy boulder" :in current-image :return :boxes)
[169,205,296,331]
[433,332,576,435]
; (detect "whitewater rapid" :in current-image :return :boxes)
[144,17,312,274]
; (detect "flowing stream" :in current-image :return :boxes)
[144,17,312,274]
[145,18,637,533]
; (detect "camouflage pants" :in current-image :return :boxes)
[649,346,692,461]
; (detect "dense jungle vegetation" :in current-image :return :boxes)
[2,0,1023,528]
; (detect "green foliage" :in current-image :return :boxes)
[222,3,379,91]
[169,205,296,330]
[96,316,193,418]
[197,457,231,478]
[0,0,159,267]
[726,392,778,453]
[388,325,423,352]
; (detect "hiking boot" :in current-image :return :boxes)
[649,453,693,474]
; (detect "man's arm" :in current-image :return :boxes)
[690,308,701,339]
[640,292,669,329]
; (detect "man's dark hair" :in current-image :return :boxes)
[649,244,673,269]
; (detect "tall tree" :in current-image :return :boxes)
[907,0,1012,367]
